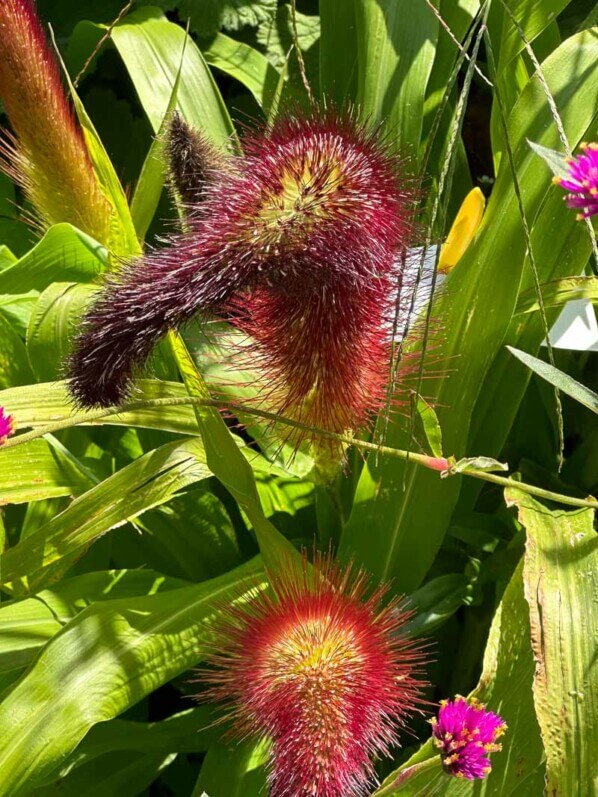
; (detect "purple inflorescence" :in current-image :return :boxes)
[0,406,14,446]
[431,696,507,780]
[556,143,598,219]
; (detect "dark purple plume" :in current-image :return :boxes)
[68,237,250,408]
[163,111,221,206]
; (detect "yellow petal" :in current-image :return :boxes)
[438,187,486,273]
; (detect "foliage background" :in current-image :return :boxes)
[0,1,596,795]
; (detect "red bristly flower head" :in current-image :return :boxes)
[0,406,15,446]
[431,696,507,780]
[200,554,427,797]
[555,143,598,220]
[69,110,417,456]
[0,0,113,245]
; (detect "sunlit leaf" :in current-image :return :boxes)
[516,276,598,314]
[507,346,598,414]
[0,558,263,794]
[506,488,597,796]
[0,569,186,674]
[0,437,213,591]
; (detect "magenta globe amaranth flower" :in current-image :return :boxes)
[555,143,598,219]
[431,696,507,780]
[0,406,15,446]
[68,111,417,450]
[200,554,427,797]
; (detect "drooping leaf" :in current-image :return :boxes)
[507,346,598,414]
[0,437,213,591]
[506,488,597,797]
[516,276,598,314]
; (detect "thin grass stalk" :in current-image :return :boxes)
[381,3,490,454]
[484,29,565,471]
[499,0,598,269]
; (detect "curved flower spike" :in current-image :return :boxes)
[200,553,427,797]
[431,696,507,780]
[69,111,416,446]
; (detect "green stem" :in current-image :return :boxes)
[3,395,597,510]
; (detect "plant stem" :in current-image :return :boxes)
[3,395,596,510]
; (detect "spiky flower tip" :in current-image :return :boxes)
[200,554,427,797]
[0,407,15,446]
[163,111,222,207]
[555,143,598,220]
[68,110,417,450]
[0,0,112,244]
[431,696,507,780]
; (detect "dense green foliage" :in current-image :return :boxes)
[0,1,597,795]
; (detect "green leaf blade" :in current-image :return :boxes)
[506,489,598,796]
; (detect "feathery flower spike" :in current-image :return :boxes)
[0,0,112,244]
[0,407,15,446]
[69,111,417,453]
[200,554,427,797]
[554,143,598,220]
[431,696,507,780]
[163,111,222,207]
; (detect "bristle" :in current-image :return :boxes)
[0,0,113,245]
[199,553,428,797]
[163,111,222,206]
[67,232,251,408]
[68,109,418,446]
